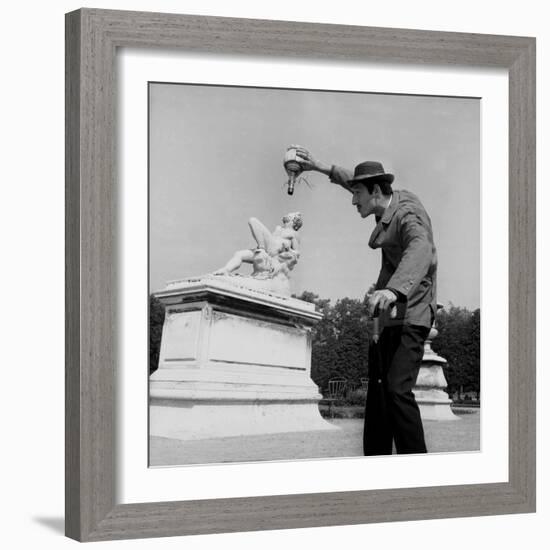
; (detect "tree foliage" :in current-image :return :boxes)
[293,291,370,392]
[432,305,480,395]
[297,293,480,397]
[148,290,480,398]
[149,295,165,374]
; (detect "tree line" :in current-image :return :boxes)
[149,292,480,397]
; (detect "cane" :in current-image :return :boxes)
[363,304,387,455]
[371,305,383,385]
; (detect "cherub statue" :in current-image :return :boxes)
[213,213,303,294]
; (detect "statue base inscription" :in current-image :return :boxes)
[150,276,336,440]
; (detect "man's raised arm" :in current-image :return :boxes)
[294,146,354,194]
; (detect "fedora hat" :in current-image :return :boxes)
[348,161,394,186]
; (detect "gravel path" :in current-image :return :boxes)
[150,409,480,467]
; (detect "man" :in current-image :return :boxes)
[295,147,437,455]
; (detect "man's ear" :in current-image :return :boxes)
[372,183,382,197]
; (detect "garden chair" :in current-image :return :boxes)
[326,378,347,418]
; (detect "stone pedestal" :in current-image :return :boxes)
[150,276,336,440]
[415,307,458,421]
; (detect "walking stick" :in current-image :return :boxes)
[371,304,383,385]
[363,304,388,455]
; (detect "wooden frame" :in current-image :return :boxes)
[65,8,536,542]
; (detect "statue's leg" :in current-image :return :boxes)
[213,249,254,275]
[248,217,276,252]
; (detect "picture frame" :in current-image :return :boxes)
[65,8,535,542]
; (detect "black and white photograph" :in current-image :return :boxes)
[148,82,481,466]
[3,0,543,547]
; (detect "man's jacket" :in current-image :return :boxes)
[330,165,437,328]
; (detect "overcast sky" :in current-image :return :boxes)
[149,83,480,309]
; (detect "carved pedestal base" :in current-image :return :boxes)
[415,311,458,421]
[150,277,336,440]
[415,364,457,421]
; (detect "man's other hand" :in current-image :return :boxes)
[369,289,398,318]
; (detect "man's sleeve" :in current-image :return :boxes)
[386,209,434,297]
[329,165,354,193]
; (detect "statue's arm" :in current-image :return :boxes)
[290,234,300,254]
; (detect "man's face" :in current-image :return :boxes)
[351,183,376,218]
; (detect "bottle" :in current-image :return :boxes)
[283,146,303,195]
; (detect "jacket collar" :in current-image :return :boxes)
[368,191,400,248]
[380,191,400,225]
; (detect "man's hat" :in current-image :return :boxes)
[347,161,394,186]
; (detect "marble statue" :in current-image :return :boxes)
[150,211,334,445]
[213,212,303,296]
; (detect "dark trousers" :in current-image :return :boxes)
[363,324,430,456]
